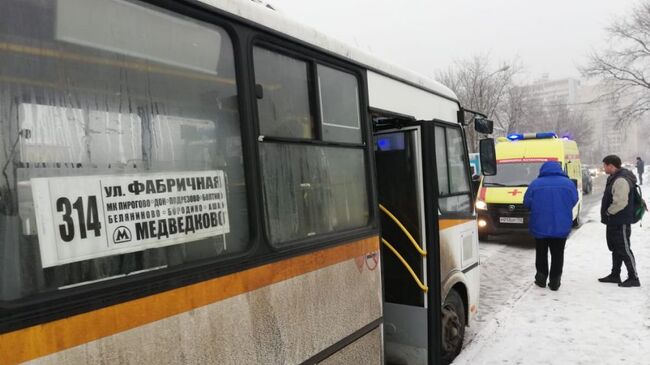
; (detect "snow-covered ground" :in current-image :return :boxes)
[462,233,537,345]
[454,173,650,365]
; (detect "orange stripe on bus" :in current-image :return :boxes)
[0,236,379,365]
[439,219,473,230]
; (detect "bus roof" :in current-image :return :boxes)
[198,0,459,102]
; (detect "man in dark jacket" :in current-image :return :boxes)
[636,156,644,185]
[599,155,640,287]
[524,161,579,291]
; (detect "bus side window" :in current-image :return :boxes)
[435,125,472,215]
[253,47,314,139]
[317,65,362,144]
[253,48,370,246]
[0,1,249,301]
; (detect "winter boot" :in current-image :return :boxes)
[618,277,641,287]
[548,278,561,291]
[535,273,546,288]
[598,274,621,284]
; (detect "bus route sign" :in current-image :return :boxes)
[31,170,230,268]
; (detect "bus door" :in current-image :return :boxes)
[375,124,443,365]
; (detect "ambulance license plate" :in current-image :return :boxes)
[500,217,524,224]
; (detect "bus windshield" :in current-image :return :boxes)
[483,162,546,187]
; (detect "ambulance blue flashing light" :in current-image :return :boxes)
[506,132,558,141]
[536,132,557,139]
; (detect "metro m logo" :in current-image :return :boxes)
[507,189,523,196]
[113,226,132,244]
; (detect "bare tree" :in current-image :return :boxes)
[567,112,593,148]
[438,55,594,152]
[500,84,536,134]
[582,1,650,125]
[549,105,593,148]
[436,55,520,150]
[521,98,594,152]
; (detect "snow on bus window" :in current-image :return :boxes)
[151,115,219,166]
[19,104,143,165]
[0,0,247,301]
[254,50,370,245]
[261,143,369,245]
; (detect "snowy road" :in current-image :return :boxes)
[454,174,650,364]
[462,174,606,347]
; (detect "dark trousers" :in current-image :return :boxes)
[638,170,643,185]
[606,224,638,279]
[536,238,567,282]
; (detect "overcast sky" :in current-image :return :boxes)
[270,0,634,81]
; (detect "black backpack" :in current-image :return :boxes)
[633,184,648,224]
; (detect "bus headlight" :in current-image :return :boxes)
[475,200,487,210]
[478,219,488,228]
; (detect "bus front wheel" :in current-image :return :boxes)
[441,289,466,364]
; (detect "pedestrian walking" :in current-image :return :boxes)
[636,156,644,185]
[598,155,641,287]
[523,161,579,291]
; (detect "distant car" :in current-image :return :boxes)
[582,168,593,194]
[583,164,599,176]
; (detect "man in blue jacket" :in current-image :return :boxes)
[524,161,579,291]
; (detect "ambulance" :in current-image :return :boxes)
[475,132,582,240]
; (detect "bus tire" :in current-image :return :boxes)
[479,233,488,241]
[441,289,466,364]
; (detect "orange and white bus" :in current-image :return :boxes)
[0,0,493,364]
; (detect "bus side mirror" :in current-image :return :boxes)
[479,138,497,176]
[474,117,494,134]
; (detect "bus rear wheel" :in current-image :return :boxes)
[441,289,466,364]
